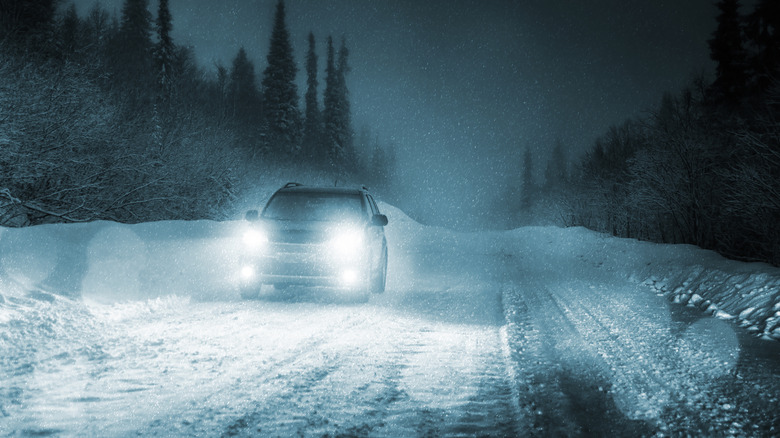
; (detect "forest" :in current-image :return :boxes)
[0,0,395,226]
[1,0,779,266]
[523,0,779,266]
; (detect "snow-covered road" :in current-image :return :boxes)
[2,205,780,436]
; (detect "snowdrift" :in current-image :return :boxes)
[499,226,780,341]
[0,220,249,303]
[1,204,779,340]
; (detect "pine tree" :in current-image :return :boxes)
[336,37,355,169]
[745,0,780,94]
[544,139,568,191]
[0,0,57,54]
[155,0,175,96]
[323,36,355,171]
[303,32,321,161]
[229,47,260,123]
[109,0,154,105]
[59,3,80,58]
[323,36,338,166]
[82,3,112,73]
[261,0,302,156]
[708,0,748,106]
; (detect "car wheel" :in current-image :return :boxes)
[370,244,388,294]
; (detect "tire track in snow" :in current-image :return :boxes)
[503,279,656,437]
[141,284,518,438]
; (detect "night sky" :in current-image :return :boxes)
[71,0,720,226]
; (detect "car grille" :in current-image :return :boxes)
[269,229,327,245]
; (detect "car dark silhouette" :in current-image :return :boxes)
[239,183,388,301]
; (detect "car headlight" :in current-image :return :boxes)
[243,228,268,248]
[329,228,364,259]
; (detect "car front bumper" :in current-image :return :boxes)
[241,242,369,289]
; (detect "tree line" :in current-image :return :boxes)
[0,0,395,225]
[519,0,779,266]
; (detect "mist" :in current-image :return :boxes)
[67,0,718,228]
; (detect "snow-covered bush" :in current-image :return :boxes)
[0,51,243,225]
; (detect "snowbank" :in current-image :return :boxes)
[499,226,780,341]
[1,203,778,341]
[0,220,249,304]
[639,250,780,341]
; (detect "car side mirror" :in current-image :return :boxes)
[245,210,259,222]
[372,214,388,226]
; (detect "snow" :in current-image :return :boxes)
[2,202,780,435]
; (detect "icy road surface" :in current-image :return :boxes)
[2,206,780,436]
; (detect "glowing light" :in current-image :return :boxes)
[243,228,267,248]
[240,265,256,281]
[329,228,364,259]
[341,269,359,285]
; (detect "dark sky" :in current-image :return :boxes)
[71,0,720,226]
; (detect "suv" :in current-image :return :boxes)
[239,183,388,301]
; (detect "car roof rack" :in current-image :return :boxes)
[283,182,303,189]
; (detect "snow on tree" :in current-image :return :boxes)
[261,0,302,156]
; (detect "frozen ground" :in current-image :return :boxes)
[1,204,779,436]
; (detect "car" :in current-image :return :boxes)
[238,183,388,301]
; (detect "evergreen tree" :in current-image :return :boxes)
[58,2,80,58]
[261,0,302,156]
[0,0,58,54]
[214,62,230,120]
[229,47,260,123]
[708,0,748,106]
[82,3,112,73]
[336,37,355,168]
[109,0,154,106]
[155,0,175,96]
[544,139,568,191]
[745,0,780,94]
[323,36,355,171]
[303,32,321,161]
[323,36,338,165]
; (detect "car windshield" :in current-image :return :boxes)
[262,192,364,222]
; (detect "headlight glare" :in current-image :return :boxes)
[329,229,364,258]
[243,228,267,248]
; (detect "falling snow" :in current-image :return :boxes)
[2,203,779,436]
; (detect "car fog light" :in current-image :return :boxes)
[341,269,359,285]
[241,265,256,281]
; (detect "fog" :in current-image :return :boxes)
[70,0,718,227]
